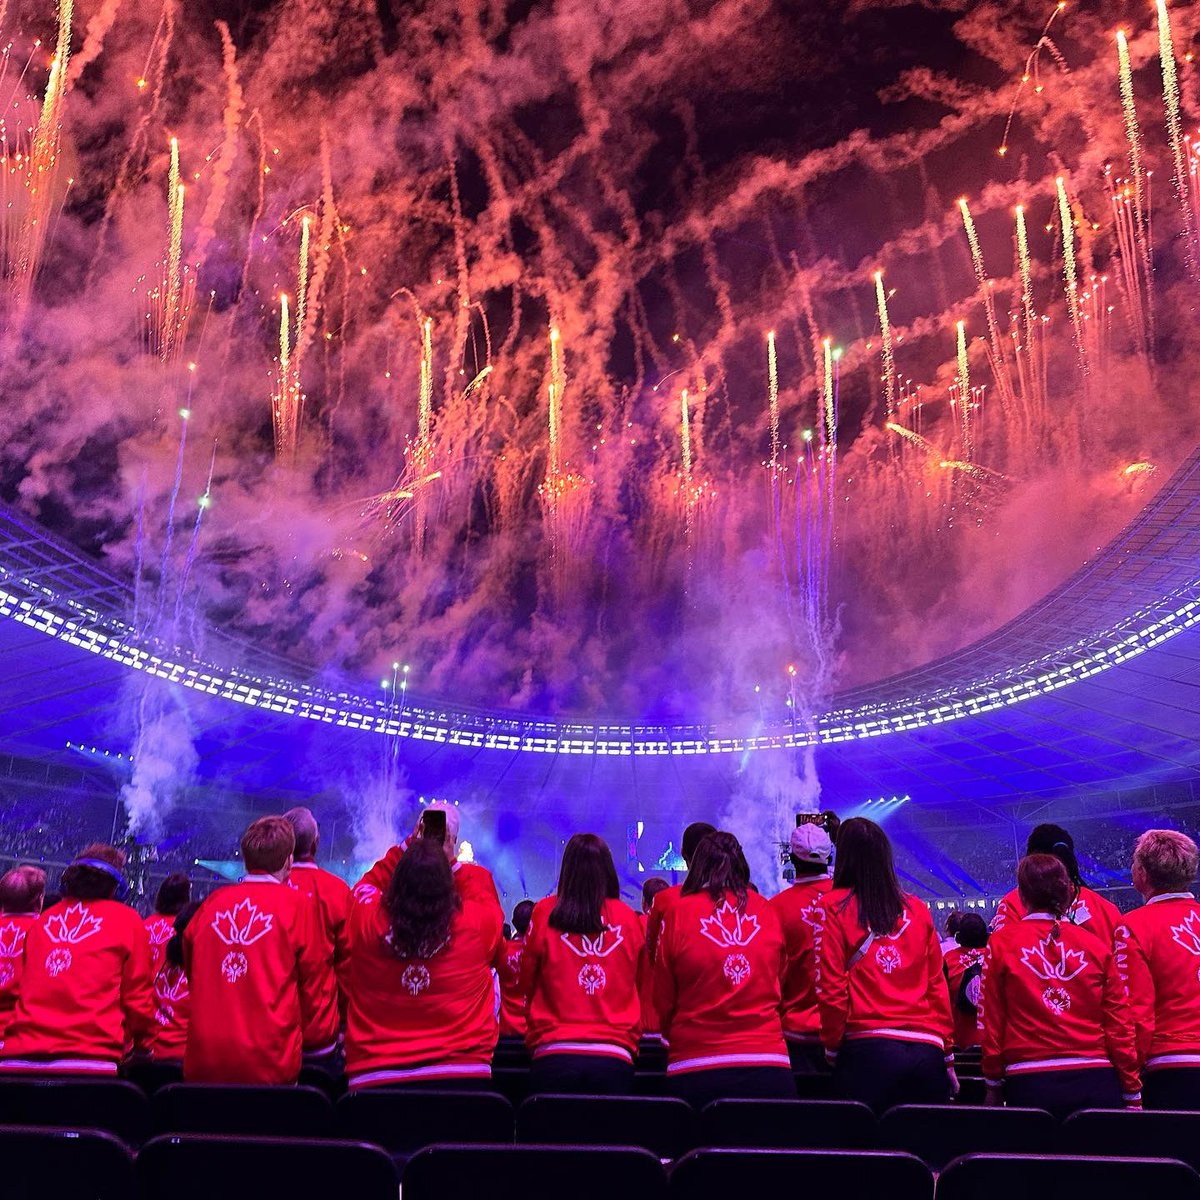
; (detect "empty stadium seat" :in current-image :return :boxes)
[1061,1109,1200,1173]
[879,1104,1055,1170]
[403,1143,668,1200]
[0,1125,135,1200]
[518,1094,697,1159]
[0,1077,150,1144]
[335,1088,513,1159]
[955,1076,988,1105]
[936,1154,1200,1200]
[137,1134,398,1200]
[669,1148,933,1200]
[699,1098,877,1150]
[152,1083,334,1138]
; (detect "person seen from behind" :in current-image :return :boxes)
[495,899,535,1040]
[145,873,191,977]
[146,900,201,1064]
[645,822,716,963]
[0,866,46,1050]
[944,912,987,1050]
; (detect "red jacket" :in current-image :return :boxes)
[653,888,789,1074]
[146,963,190,1060]
[1115,893,1200,1071]
[944,946,986,1049]
[771,875,833,1040]
[638,912,660,1036]
[1,900,156,1072]
[993,885,1120,945]
[288,861,351,1037]
[494,935,530,1038]
[645,884,682,963]
[981,913,1140,1097]
[144,914,176,978]
[815,891,953,1056]
[183,876,327,1084]
[0,914,40,1047]
[344,860,502,1088]
[521,896,645,1061]
[355,843,500,912]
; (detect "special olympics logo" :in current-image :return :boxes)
[45,949,72,977]
[578,964,607,995]
[1042,986,1071,1015]
[723,953,751,986]
[402,964,431,996]
[876,945,902,975]
[221,951,248,983]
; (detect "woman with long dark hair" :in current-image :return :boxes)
[344,836,502,1089]
[653,831,795,1108]
[982,853,1139,1117]
[522,834,645,1094]
[814,818,955,1113]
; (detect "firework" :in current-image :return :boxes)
[767,330,780,472]
[955,320,972,459]
[271,293,303,464]
[1156,0,1199,278]
[958,197,1014,415]
[1055,175,1088,376]
[873,272,896,424]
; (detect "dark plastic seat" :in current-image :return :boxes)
[669,1148,932,1200]
[1062,1109,1200,1172]
[335,1088,513,1158]
[298,1063,346,1099]
[955,1076,987,1105]
[137,1134,398,1200]
[153,1083,334,1138]
[880,1104,1055,1170]
[490,1067,532,1104]
[937,1154,1200,1200]
[635,1070,667,1096]
[492,1037,531,1069]
[792,1072,835,1100]
[0,1125,134,1200]
[700,1098,876,1150]
[518,1094,697,1159]
[125,1059,184,1093]
[0,1077,150,1144]
[403,1143,668,1200]
[636,1037,670,1072]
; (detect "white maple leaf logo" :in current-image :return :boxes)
[147,919,173,946]
[45,904,103,946]
[560,925,625,959]
[884,912,911,941]
[1171,911,1200,957]
[1020,934,1088,982]
[155,967,190,1005]
[353,883,379,903]
[700,902,761,948]
[211,898,274,947]
[799,902,825,928]
[505,948,523,974]
[0,922,26,958]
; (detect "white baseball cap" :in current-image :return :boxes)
[790,823,833,864]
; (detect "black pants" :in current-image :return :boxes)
[670,1066,797,1110]
[787,1040,830,1075]
[529,1053,634,1096]
[833,1038,949,1114]
[1144,1068,1200,1111]
[1005,1066,1122,1120]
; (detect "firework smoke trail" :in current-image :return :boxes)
[1107,167,1152,363]
[411,315,434,554]
[1116,31,1152,285]
[1056,175,1089,378]
[66,0,121,85]
[172,444,215,630]
[1012,203,1046,433]
[1156,0,1199,280]
[957,197,1014,417]
[272,293,300,463]
[873,272,897,426]
[191,20,242,273]
[955,320,972,460]
[158,138,186,366]
[680,387,695,552]
[151,408,190,630]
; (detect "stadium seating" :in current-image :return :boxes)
[879,1104,1056,1169]
[0,1077,150,1144]
[635,1037,670,1072]
[634,1070,668,1096]
[137,1133,398,1200]
[699,1098,876,1150]
[668,1148,933,1199]
[334,1088,514,1160]
[935,1154,1200,1200]
[403,1143,669,1200]
[125,1059,184,1093]
[490,1066,533,1103]
[152,1082,334,1138]
[0,1125,135,1200]
[792,1072,836,1100]
[517,1093,697,1159]
[1060,1109,1200,1173]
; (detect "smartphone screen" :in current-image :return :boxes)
[421,809,447,840]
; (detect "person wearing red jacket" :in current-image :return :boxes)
[943,913,988,1049]
[521,834,645,1094]
[991,824,1120,945]
[654,831,794,1109]
[771,822,835,1073]
[284,807,351,1064]
[145,873,191,978]
[0,866,46,1050]
[495,899,534,1039]
[344,830,502,1089]
[639,878,670,1037]
[1115,829,1200,1109]
[1,845,155,1075]
[184,817,331,1084]
[644,822,716,965]
[981,853,1140,1118]
[814,818,955,1113]
[145,901,200,1063]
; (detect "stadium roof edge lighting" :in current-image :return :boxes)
[0,446,1198,758]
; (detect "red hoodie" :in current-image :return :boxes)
[815,891,953,1056]
[343,861,502,1088]
[980,912,1140,1099]
[1115,893,1200,1072]
[521,896,645,1062]
[653,888,789,1074]
[0,900,156,1072]
[144,914,176,978]
[183,875,327,1084]
[494,935,530,1038]
[993,885,1120,945]
[288,861,351,1036]
[0,914,38,1047]
[146,963,190,1061]
[771,875,833,1041]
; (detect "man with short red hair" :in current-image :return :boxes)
[184,816,329,1084]
[0,866,46,1049]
